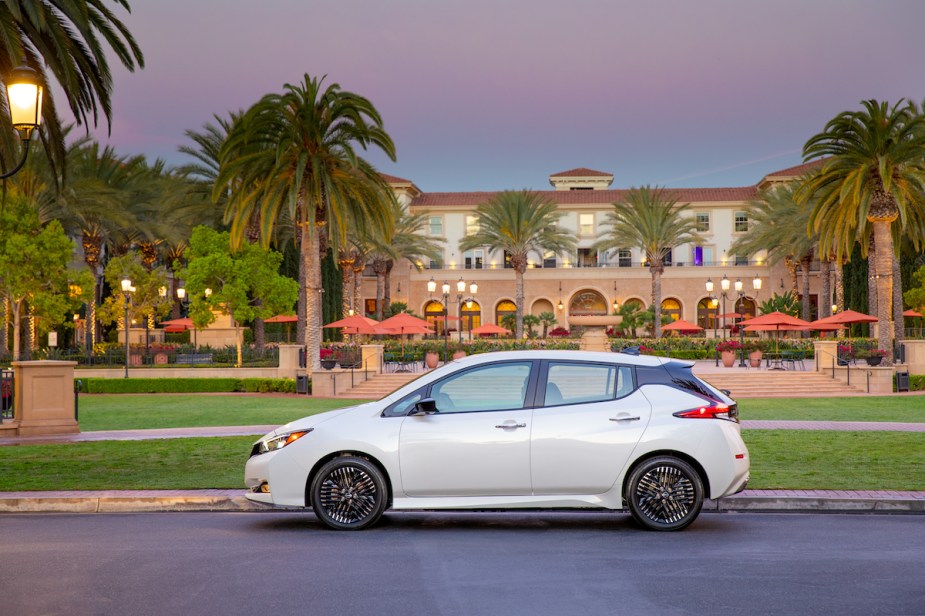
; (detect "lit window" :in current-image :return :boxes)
[618,249,632,267]
[465,215,479,236]
[579,213,595,236]
[464,250,484,270]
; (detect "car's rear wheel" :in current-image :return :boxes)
[626,456,703,531]
[310,456,388,530]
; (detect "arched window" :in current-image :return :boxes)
[661,297,681,321]
[697,297,718,330]
[424,300,446,335]
[461,300,481,335]
[496,300,516,327]
[735,297,757,320]
[568,289,607,316]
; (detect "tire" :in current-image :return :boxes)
[310,456,388,530]
[626,456,704,531]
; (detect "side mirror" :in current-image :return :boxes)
[409,398,438,416]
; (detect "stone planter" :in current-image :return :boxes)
[748,350,763,368]
[452,350,467,361]
[320,359,337,370]
[425,351,440,369]
[721,351,736,367]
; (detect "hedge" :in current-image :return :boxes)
[76,377,300,394]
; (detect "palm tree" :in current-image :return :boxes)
[538,311,557,338]
[0,1,144,173]
[800,99,925,363]
[217,74,396,371]
[729,181,817,321]
[460,190,576,339]
[593,186,702,338]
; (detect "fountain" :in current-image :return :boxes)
[567,315,622,352]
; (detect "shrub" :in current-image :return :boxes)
[716,340,742,353]
[77,377,300,394]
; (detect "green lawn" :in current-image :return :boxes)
[738,396,925,423]
[76,395,369,431]
[0,429,921,492]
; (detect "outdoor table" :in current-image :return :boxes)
[765,352,786,370]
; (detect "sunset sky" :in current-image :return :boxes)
[77,0,925,192]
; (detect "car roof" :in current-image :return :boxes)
[449,349,679,368]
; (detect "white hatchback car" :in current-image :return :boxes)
[245,350,749,531]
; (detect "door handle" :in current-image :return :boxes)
[610,416,640,422]
[495,423,527,429]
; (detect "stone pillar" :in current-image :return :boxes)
[277,344,304,380]
[13,360,79,436]
[361,344,384,373]
[901,340,925,375]
[813,340,839,373]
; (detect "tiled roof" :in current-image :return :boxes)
[763,159,826,178]
[412,186,757,207]
[382,173,414,184]
[549,167,613,178]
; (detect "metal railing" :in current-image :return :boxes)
[817,348,870,393]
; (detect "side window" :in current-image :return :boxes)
[431,362,532,413]
[544,363,635,406]
[383,389,425,417]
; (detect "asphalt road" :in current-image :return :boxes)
[0,511,922,616]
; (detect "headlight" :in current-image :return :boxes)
[252,429,313,456]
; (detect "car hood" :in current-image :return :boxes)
[262,401,380,438]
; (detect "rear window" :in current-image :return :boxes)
[636,362,717,400]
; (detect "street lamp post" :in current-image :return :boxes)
[177,287,196,349]
[455,278,478,343]
[1,65,43,180]
[711,296,719,366]
[121,277,134,378]
[441,281,450,364]
[733,276,762,367]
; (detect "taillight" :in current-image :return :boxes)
[673,400,739,423]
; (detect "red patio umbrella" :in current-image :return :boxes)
[814,309,878,325]
[470,323,512,336]
[739,312,813,363]
[661,319,703,333]
[378,313,435,354]
[323,314,379,330]
[265,314,298,323]
[160,317,193,329]
[903,309,922,318]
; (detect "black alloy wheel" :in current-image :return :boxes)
[310,456,388,530]
[626,456,704,531]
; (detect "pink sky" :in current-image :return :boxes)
[75,0,925,191]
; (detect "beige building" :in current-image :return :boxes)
[361,162,825,337]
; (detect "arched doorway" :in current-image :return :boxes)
[424,300,446,335]
[697,297,718,330]
[735,297,757,320]
[531,298,555,317]
[461,299,481,337]
[661,297,681,322]
[568,289,607,316]
[496,300,516,328]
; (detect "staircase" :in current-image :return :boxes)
[335,372,422,399]
[699,370,869,398]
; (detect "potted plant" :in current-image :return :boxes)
[858,348,888,366]
[716,340,741,367]
[745,341,763,368]
[320,347,337,370]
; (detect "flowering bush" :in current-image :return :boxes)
[548,327,570,337]
[838,344,855,359]
[857,348,888,359]
[716,340,742,353]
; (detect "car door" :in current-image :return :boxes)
[531,361,652,495]
[399,360,536,497]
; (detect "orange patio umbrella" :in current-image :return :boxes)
[378,313,435,354]
[903,309,923,318]
[471,323,512,336]
[739,312,813,359]
[661,319,703,333]
[265,314,299,323]
[814,309,878,325]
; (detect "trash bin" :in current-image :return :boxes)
[896,371,910,393]
[296,375,309,394]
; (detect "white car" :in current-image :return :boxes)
[245,350,749,531]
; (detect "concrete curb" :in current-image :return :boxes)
[1,491,923,515]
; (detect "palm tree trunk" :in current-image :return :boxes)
[868,235,878,319]
[296,234,306,346]
[0,298,8,360]
[800,257,812,322]
[515,267,525,340]
[785,257,798,294]
[819,259,832,319]
[303,222,322,373]
[375,274,385,320]
[893,249,904,357]
[873,221,894,364]
[835,259,845,338]
[353,266,363,317]
[383,261,394,314]
[652,266,662,339]
[340,262,353,316]
[11,301,21,361]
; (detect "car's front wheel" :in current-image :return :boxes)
[310,456,388,530]
[626,456,703,531]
